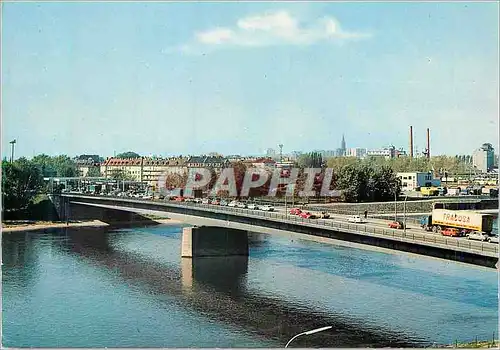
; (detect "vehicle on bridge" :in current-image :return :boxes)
[247,203,259,210]
[290,208,302,215]
[299,211,316,219]
[388,220,405,229]
[441,228,460,237]
[348,215,366,224]
[420,209,494,235]
[466,231,489,242]
[260,205,274,212]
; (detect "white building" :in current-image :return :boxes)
[397,172,441,192]
[472,143,495,173]
[366,148,394,159]
[345,148,367,158]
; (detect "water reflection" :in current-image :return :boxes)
[3,224,495,348]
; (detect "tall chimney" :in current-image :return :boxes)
[409,126,414,158]
[426,128,430,159]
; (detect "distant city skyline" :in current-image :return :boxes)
[2,2,498,158]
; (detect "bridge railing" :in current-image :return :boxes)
[69,194,499,255]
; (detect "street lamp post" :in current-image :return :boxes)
[403,194,408,234]
[285,326,332,348]
[9,139,16,162]
[394,191,398,221]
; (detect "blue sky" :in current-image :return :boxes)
[2,2,498,158]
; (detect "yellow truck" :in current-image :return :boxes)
[420,209,495,234]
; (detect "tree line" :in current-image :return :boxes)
[2,155,79,211]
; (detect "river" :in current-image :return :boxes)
[2,223,498,348]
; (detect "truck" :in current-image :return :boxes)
[420,209,494,234]
[420,187,439,196]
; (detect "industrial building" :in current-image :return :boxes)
[397,172,441,192]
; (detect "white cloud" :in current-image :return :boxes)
[182,10,371,52]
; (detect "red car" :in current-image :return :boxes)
[388,221,405,229]
[174,196,184,202]
[290,208,302,215]
[441,228,460,237]
[299,211,317,219]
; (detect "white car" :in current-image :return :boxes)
[201,198,210,204]
[260,205,274,211]
[142,195,153,200]
[228,201,238,207]
[247,204,259,210]
[236,202,247,208]
[348,215,366,224]
[488,235,499,244]
[467,231,489,242]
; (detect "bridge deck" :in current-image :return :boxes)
[63,195,499,262]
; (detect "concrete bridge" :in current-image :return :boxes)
[54,194,499,269]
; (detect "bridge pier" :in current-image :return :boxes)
[181,226,249,258]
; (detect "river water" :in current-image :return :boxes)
[2,223,498,348]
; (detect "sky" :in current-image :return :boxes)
[1,1,499,159]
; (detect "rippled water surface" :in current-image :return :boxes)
[2,223,498,348]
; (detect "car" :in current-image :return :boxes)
[201,198,210,204]
[193,198,202,203]
[290,208,302,215]
[211,199,220,205]
[174,196,185,202]
[236,202,247,208]
[228,201,238,207]
[319,211,330,219]
[299,211,316,219]
[442,228,461,237]
[388,221,405,229]
[466,231,489,241]
[260,205,274,211]
[247,203,259,210]
[488,235,499,244]
[348,215,366,224]
[142,195,152,200]
[220,200,229,206]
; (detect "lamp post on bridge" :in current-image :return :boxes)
[285,326,332,348]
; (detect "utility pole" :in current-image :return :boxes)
[9,139,16,162]
[394,191,398,221]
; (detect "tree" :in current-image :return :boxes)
[297,152,323,168]
[87,166,101,177]
[116,151,140,159]
[110,169,133,180]
[32,154,77,177]
[2,158,44,211]
[164,172,188,190]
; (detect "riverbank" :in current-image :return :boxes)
[2,217,183,233]
[2,220,109,233]
[441,339,499,348]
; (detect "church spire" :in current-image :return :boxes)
[341,134,346,151]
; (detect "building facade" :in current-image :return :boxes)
[472,143,495,173]
[397,172,441,192]
[102,157,188,187]
[345,148,367,158]
[367,146,396,159]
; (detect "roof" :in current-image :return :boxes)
[103,157,186,167]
